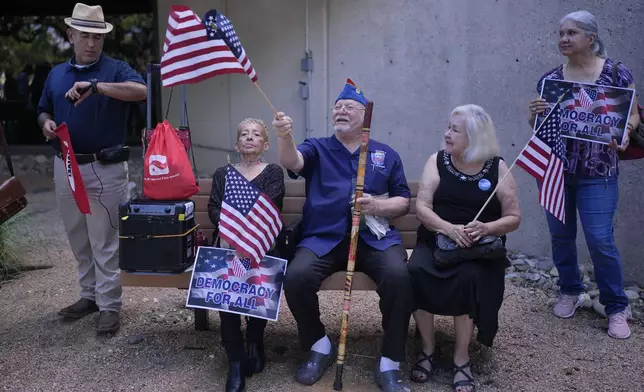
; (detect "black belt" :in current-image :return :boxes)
[56,151,99,165]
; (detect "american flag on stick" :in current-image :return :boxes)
[516,96,567,223]
[218,165,283,264]
[160,6,258,87]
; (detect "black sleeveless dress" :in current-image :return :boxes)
[408,150,509,347]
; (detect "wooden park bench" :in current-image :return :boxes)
[120,178,420,330]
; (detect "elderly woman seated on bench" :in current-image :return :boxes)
[207,117,285,392]
[407,104,521,392]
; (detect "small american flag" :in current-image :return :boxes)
[230,256,254,279]
[218,165,283,264]
[160,6,257,87]
[517,102,567,223]
[578,87,597,108]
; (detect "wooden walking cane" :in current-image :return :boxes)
[333,100,374,391]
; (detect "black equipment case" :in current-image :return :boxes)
[118,199,198,273]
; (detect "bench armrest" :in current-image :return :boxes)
[276,218,302,261]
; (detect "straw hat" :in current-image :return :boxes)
[64,3,113,34]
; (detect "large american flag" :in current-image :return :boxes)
[517,102,567,223]
[218,165,283,264]
[160,6,258,87]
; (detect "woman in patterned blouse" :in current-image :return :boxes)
[528,10,640,339]
[207,118,285,392]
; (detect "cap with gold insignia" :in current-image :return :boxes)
[335,78,368,106]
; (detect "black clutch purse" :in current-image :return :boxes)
[433,233,506,270]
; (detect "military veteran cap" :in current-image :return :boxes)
[335,78,368,106]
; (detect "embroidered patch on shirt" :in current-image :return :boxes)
[370,150,386,170]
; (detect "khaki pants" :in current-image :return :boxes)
[54,156,127,312]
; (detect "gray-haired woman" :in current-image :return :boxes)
[529,11,640,339]
[208,118,285,392]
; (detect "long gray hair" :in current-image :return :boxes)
[560,10,607,58]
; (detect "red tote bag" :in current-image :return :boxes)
[143,120,199,200]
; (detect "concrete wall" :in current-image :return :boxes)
[155,0,644,284]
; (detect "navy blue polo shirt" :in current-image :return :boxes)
[288,134,411,257]
[37,54,145,154]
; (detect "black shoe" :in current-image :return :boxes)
[58,298,99,319]
[247,341,265,375]
[226,361,246,392]
[375,361,412,392]
[295,348,335,386]
[96,311,120,335]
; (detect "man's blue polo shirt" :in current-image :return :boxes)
[288,134,411,257]
[37,54,145,154]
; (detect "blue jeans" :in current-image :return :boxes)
[544,175,628,316]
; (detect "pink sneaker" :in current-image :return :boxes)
[608,307,632,339]
[553,294,583,318]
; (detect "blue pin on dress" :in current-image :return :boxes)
[478,178,492,191]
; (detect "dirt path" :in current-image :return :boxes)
[1,176,642,392]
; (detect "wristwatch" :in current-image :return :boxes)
[89,78,99,94]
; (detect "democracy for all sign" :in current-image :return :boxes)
[537,78,635,146]
[186,246,287,321]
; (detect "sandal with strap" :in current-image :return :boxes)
[410,351,436,383]
[452,362,476,392]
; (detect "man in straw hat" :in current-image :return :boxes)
[36,3,147,335]
[272,79,413,391]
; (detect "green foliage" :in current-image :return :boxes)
[0,214,26,281]
[0,13,155,77]
[0,16,67,74]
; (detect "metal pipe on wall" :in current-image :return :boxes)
[305,0,312,138]
[298,0,314,140]
[323,0,329,136]
[301,0,330,138]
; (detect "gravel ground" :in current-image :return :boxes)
[1,175,642,392]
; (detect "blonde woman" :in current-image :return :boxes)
[408,105,521,392]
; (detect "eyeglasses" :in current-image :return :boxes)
[332,104,365,113]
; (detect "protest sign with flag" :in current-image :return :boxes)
[160,5,257,87]
[186,246,287,321]
[55,123,91,214]
[218,165,283,264]
[517,102,566,223]
[538,78,634,146]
